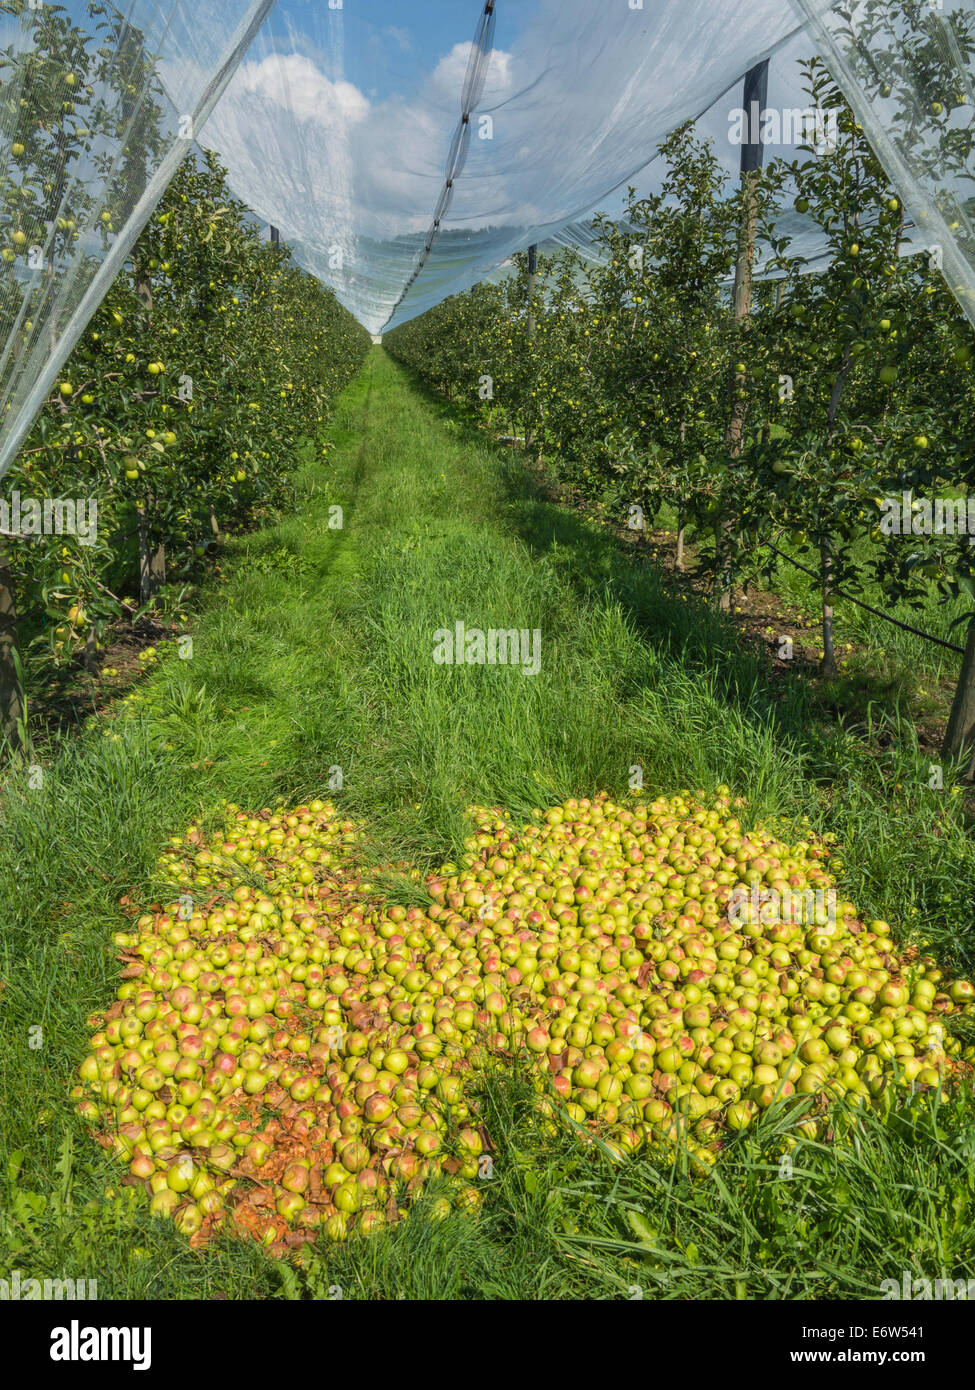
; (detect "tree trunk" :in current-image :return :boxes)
[944,616,975,778]
[0,547,24,754]
[209,506,221,539]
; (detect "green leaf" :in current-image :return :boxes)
[54,1132,74,1208]
[956,574,975,605]
[275,1260,302,1300]
[626,1211,658,1245]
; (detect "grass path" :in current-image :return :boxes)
[2,348,974,1298]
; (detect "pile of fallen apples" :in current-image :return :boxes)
[74,788,975,1253]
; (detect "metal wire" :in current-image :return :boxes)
[761,540,966,655]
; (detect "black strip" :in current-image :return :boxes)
[381,1,497,330]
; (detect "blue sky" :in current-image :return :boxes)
[255,0,535,104]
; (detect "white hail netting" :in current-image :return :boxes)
[0,0,272,474]
[1,0,974,475]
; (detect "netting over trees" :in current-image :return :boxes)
[1,0,974,475]
[0,0,274,475]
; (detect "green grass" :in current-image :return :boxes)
[2,348,974,1299]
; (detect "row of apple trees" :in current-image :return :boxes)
[386,55,975,772]
[0,150,369,744]
[0,0,371,751]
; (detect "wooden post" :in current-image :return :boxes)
[83,626,98,674]
[676,420,687,568]
[944,618,975,778]
[819,345,852,677]
[526,243,538,451]
[137,505,166,606]
[0,545,23,754]
[761,283,788,447]
[527,243,537,336]
[718,59,769,610]
[132,210,166,600]
[820,538,837,676]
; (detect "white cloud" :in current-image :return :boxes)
[484,49,514,101]
[383,27,412,55]
[428,41,513,108]
[200,30,522,330]
[233,52,369,127]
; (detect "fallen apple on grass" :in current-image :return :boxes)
[73,791,974,1256]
